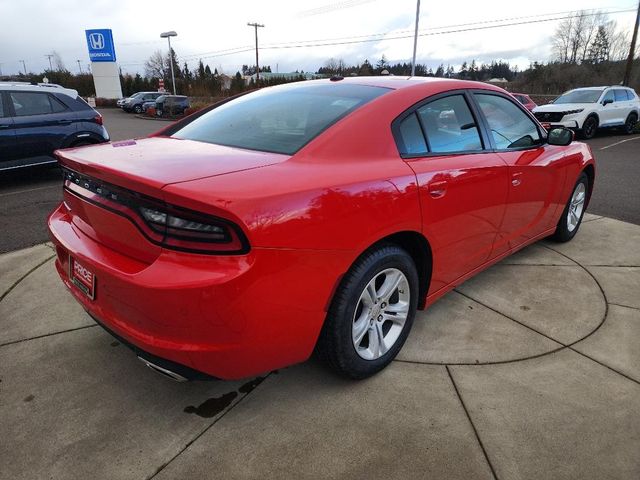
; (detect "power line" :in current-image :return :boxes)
[176,7,636,63]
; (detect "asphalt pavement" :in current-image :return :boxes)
[0,109,638,253]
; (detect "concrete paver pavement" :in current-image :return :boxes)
[0,213,639,479]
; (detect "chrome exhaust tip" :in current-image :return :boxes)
[137,356,188,382]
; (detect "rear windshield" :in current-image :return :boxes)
[171,83,389,154]
[553,89,603,104]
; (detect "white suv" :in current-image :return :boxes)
[533,86,640,139]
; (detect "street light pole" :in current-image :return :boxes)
[45,54,54,71]
[77,60,83,74]
[411,0,421,76]
[247,22,265,82]
[160,31,178,95]
[623,0,640,86]
[20,60,27,75]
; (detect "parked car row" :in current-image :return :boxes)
[0,82,109,170]
[118,91,190,116]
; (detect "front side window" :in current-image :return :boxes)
[475,93,541,150]
[602,90,615,104]
[172,83,389,155]
[416,95,483,153]
[10,92,55,116]
[0,96,4,117]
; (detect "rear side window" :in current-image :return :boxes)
[474,93,541,150]
[0,96,4,117]
[614,89,628,102]
[9,92,67,116]
[172,83,389,155]
[398,114,427,155]
[416,94,483,153]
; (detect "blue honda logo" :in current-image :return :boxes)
[89,33,105,50]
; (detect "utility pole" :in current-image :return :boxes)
[623,0,640,86]
[45,54,54,71]
[20,60,27,75]
[411,0,421,76]
[77,60,83,74]
[247,22,265,82]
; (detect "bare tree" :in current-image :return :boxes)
[552,16,574,63]
[52,51,66,71]
[606,20,631,61]
[144,50,166,79]
[579,11,606,63]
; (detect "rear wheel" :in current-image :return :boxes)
[623,112,638,135]
[580,116,598,139]
[316,244,418,379]
[550,172,589,242]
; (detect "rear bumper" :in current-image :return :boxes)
[48,202,353,379]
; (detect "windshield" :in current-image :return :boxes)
[172,83,389,155]
[553,89,603,104]
[130,93,143,99]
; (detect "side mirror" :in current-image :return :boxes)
[603,98,613,106]
[547,127,573,146]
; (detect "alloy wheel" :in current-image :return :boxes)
[351,268,410,360]
[567,182,586,232]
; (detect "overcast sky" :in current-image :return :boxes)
[1,0,637,76]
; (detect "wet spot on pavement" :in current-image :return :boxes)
[110,341,120,347]
[184,391,238,418]
[23,394,34,402]
[520,305,531,311]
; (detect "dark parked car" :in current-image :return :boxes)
[119,91,165,114]
[155,95,190,116]
[0,83,109,171]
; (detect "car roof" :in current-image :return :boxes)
[289,76,507,96]
[0,82,78,98]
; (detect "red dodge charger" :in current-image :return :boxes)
[48,77,594,380]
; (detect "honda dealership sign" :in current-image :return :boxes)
[85,29,122,99]
[85,29,117,62]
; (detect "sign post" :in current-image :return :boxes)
[85,29,123,99]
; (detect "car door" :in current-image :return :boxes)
[599,89,617,126]
[0,92,19,166]
[613,89,631,124]
[471,92,568,253]
[9,91,76,161]
[394,91,509,293]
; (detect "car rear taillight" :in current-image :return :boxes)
[93,114,103,125]
[62,168,249,254]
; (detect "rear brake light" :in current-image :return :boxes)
[94,114,103,125]
[62,168,249,254]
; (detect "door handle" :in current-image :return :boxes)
[427,180,448,198]
[511,172,523,187]
[0,125,9,129]
[57,120,72,125]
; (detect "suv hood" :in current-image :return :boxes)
[533,103,594,113]
[55,136,288,196]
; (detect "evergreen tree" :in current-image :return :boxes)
[197,59,206,80]
[435,64,445,77]
[587,26,610,64]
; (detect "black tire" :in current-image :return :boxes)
[315,244,419,379]
[133,104,143,114]
[580,116,598,139]
[550,172,589,243]
[623,112,638,135]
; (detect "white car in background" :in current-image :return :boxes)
[533,86,640,139]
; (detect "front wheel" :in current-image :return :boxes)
[550,172,589,242]
[133,104,143,114]
[580,116,598,139]
[316,245,419,379]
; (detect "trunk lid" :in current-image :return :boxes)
[56,136,289,197]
